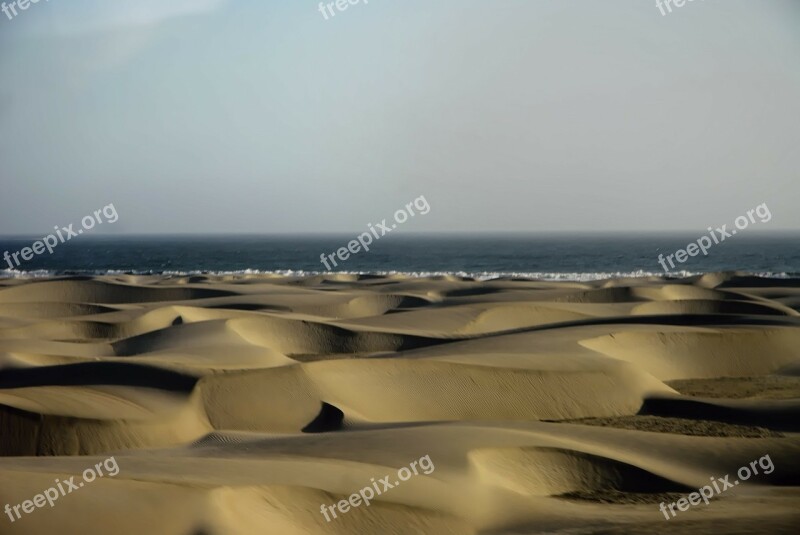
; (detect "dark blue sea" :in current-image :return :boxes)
[1,234,798,280]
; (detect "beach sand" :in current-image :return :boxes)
[0,273,798,534]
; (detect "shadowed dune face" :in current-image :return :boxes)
[0,274,799,534]
[468,447,692,497]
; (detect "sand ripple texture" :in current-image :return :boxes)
[0,273,799,534]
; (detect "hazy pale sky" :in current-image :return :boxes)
[1,0,798,234]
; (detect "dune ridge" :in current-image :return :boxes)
[0,273,799,534]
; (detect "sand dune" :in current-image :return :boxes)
[0,273,799,534]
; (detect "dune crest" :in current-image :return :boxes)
[1,274,799,534]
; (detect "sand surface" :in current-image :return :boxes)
[0,273,799,534]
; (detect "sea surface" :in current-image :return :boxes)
[0,234,798,280]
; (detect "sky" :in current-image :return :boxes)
[0,0,798,235]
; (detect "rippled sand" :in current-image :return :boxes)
[0,273,798,534]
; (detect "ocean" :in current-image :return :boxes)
[0,234,797,280]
